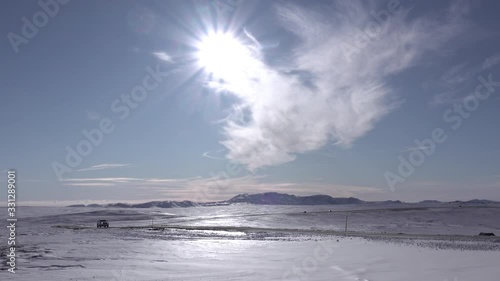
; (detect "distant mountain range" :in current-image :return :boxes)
[227,193,363,205]
[67,192,500,208]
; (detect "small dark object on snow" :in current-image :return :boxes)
[329,210,332,212]
[97,219,109,228]
[303,211,307,213]
[479,232,495,236]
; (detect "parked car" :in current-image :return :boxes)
[97,219,109,228]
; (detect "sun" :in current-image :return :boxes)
[196,32,251,79]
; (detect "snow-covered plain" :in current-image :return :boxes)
[1,203,499,280]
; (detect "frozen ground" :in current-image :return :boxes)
[1,203,500,280]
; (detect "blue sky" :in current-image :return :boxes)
[1,0,500,205]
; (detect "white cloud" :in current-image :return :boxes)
[65,182,116,187]
[429,53,497,106]
[215,0,468,170]
[429,90,465,106]
[86,111,101,120]
[76,164,132,172]
[63,177,141,182]
[482,53,500,70]
[440,62,473,86]
[429,67,473,106]
[62,175,381,202]
[402,146,433,153]
[62,176,202,187]
[153,51,173,63]
[202,149,226,160]
[429,54,497,106]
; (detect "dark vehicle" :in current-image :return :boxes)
[97,219,109,228]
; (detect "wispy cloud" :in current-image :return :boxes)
[76,164,132,172]
[62,176,201,187]
[201,149,226,160]
[429,63,481,106]
[482,53,500,70]
[429,53,497,106]
[63,177,141,182]
[402,146,433,153]
[214,0,469,170]
[429,53,500,106]
[430,90,467,106]
[440,62,474,86]
[86,111,101,120]
[62,175,381,201]
[66,182,116,187]
[153,51,173,63]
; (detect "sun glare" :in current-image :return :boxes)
[197,32,251,78]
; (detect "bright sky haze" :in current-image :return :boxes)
[1,0,500,205]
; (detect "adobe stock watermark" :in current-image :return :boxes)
[341,0,405,62]
[51,65,169,181]
[385,73,500,191]
[7,0,71,54]
[6,170,17,274]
